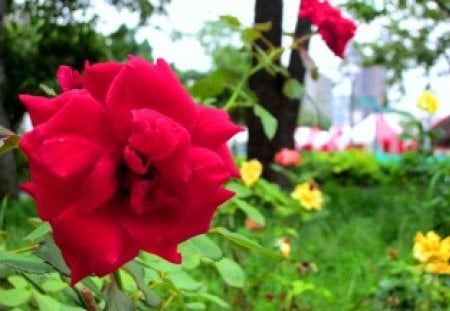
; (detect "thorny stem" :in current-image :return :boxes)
[78,285,99,311]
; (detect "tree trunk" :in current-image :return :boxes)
[0,0,18,199]
[247,0,310,187]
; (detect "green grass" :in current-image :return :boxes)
[221,181,446,310]
[0,168,448,310]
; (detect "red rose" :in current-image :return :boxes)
[299,0,357,58]
[19,56,242,285]
[274,148,301,167]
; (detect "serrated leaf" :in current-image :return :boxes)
[166,272,203,291]
[212,227,278,258]
[36,239,70,276]
[0,126,19,155]
[233,198,265,226]
[0,288,31,307]
[283,78,304,100]
[123,261,161,308]
[253,105,277,140]
[0,251,54,274]
[186,234,223,261]
[103,281,133,311]
[215,258,245,288]
[186,302,207,310]
[23,222,51,242]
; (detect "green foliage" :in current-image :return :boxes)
[344,0,449,88]
[369,260,450,310]
[296,150,385,186]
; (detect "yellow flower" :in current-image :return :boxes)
[240,159,263,187]
[417,90,439,114]
[413,231,450,275]
[291,181,324,211]
[425,262,450,275]
[277,237,291,258]
[413,231,450,263]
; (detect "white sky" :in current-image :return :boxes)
[91,0,449,119]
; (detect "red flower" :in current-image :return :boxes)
[19,56,242,285]
[274,148,301,167]
[299,0,357,58]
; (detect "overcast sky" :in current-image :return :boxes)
[91,0,449,119]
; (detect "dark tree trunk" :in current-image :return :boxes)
[0,0,18,199]
[247,0,310,187]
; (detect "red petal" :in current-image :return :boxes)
[83,61,122,104]
[105,57,199,141]
[78,151,119,215]
[56,66,82,92]
[41,90,117,147]
[190,105,243,148]
[19,93,73,127]
[215,144,240,178]
[51,206,138,285]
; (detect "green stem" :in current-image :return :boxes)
[223,63,265,111]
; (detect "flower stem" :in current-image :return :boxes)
[78,285,99,311]
[223,63,265,111]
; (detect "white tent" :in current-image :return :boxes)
[350,113,403,145]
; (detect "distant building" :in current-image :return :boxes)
[301,72,333,127]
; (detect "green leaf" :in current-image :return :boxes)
[123,261,161,308]
[232,198,265,225]
[36,239,70,276]
[0,251,54,274]
[23,222,51,242]
[219,15,241,27]
[186,302,207,310]
[241,28,260,43]
[283,78,304,100]
[38,83,57,96]
[7,275,29,289]
[253,105,277,140]
[103,281,134,311]
[194,293,230,309]
[0,289,31,307]
[0,126,19,155]
[186,234,223,261]
[33,291,61,311]
[212,227,278,258]
[225,180,252,198]
[166,272,203,291]
[41,279,68,292]
[138,253,182,274]
[215,258,245,288]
